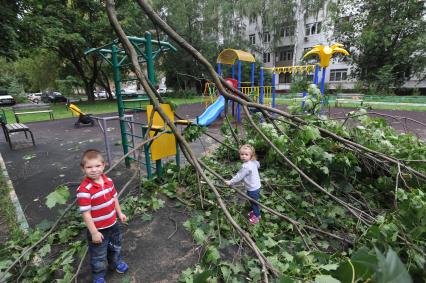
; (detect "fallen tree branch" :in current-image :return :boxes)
[106,1,278,279]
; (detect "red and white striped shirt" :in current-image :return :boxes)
[76,174,118,230]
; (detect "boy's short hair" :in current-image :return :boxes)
[80,149,104,167]
[239,144,257,160]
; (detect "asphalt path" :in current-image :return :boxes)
[0,103,425,282]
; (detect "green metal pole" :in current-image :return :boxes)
[145,31,162,177]
[145,31,156,86]
[156,160,163,177]
[175,140,180,168]
[142,127,152,178]
[112,44,130,167]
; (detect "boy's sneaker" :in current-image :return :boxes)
[116,261,129,273]
[249,215,260,225]
[93,278,106,283]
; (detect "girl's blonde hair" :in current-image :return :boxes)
[239,144,257,160]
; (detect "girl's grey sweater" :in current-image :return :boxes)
[229,160,261,191]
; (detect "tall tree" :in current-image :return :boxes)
[331,0,426,92]
[148,0,301,90]
[19,0,119,100]
[0,0,23,59]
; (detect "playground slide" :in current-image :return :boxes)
[196,95,225,126]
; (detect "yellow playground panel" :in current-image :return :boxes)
[263,64,316,74]
[240,86,272,105]
[216,49,256,65]
[203,82,218,108]
[146,104,176,161]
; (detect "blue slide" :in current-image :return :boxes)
[196,95,225,126]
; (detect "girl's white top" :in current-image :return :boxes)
[229,160,261,191]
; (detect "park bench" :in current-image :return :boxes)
[0,110,35,149]
[122,96,151,112]
[293,93,307,103]
[12,103,54,123]
[335,93,364,107]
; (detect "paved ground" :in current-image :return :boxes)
[0,103,425,282]
[0,103,224,283]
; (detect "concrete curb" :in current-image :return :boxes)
[0,153,29,233]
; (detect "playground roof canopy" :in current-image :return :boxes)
[216,49,256,65]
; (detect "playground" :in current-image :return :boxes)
[1,4,426,283]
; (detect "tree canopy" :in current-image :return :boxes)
[331,0,426,92]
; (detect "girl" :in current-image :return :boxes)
[225,144,261,224]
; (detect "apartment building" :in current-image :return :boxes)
[242,3,425,93]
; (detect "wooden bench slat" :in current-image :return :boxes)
[6,123,29,131]
[15,110,52,114]
[11,103,54,122]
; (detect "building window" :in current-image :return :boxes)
[263,52,271,63]
[329,69,348,81]
[280,24,295,37]
[263,32,270,43]
[249,34,256,45]
[279,73,292,83]
[278,50,293,61]
[305,22,322,36]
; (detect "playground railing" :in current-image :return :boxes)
[335,93,364,107]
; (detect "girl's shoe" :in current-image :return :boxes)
[249,215,260,224]
[116,261,129,273]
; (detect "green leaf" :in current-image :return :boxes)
[151,197,165,210]
[205,246,221,263]
[314,275,341,283]
[193,270,211,283]
[320,263,339,271]
[263,237,278,248]
[375,247,412,283]
[221,265,232,280]
[193,228,206,244]
[37,244,51,258]
[272,275,296,283]
[334,247,376,283]
[45,186,70,208]
[300,125,321,143]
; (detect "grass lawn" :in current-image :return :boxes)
[0,172,23,242]
[0,97,204,123]
[274,95,426,111]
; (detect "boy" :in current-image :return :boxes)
[77,149,128,283]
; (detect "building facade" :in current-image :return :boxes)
[242,2,425,93]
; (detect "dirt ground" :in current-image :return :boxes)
[0,103,425,282]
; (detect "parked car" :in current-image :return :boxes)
[157,87,167,94]
[94,90,107,99]
[27,92,42,103]
[41,91,68,103]
[121,88,138,97]
[0,90,16,106]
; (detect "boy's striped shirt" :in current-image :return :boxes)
[77,174,117,229]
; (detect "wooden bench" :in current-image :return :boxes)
[0,110,35,149]
[12,103,54,123]
[122,96,150,112]
[335,93,364,107]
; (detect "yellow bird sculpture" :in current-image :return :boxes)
[303,43,349,68]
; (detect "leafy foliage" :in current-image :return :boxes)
[330,0,426,91]
[162,111,426,281]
